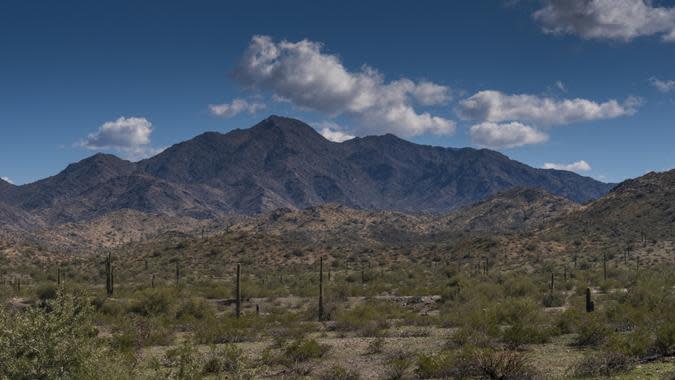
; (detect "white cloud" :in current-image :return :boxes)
[80,117,160,160]
[233,35,455,137]
[209,98,266,118]
[543,160,592,172]
[649,77,675,93]
[457,90,639,126]
[534,0,675,42]
[1,176,14,184]
[555,80,567,92]
[313,121,355,143]
[469,122,549,149]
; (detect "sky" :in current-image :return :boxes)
[1,0,674,185]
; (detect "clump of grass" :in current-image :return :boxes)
[569,350,634,378]
[384,351,413,380]
[415,351,458,379]
[319,365,361,380]
[201,344,245,375]
[366,336,386,355]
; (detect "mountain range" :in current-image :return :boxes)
[0,115,614,229]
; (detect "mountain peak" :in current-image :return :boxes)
[62,153,133,175]
[252,115,322,137]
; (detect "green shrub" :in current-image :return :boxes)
[163,340,202,380]
[34,283,58,301]
[111,316,174,349]
[193,315,260,344]
[129,289,174,317]
[335,303,392,337]
[0,290,132,379]
[176,298,215,321]
[605,328,653,358]
[501,322,551,349]
[655,321,675,355]
[573,316,611,347]
[282,338,330,363]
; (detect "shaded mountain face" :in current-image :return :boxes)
[0,177,16,200]
[1,115,613,227]
[139,116,611,213]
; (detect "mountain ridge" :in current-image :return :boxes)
[0,115,614,228]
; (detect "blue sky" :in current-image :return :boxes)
[1,0,674,185]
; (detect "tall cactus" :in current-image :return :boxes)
[603,253,607,281]
[175,261,180,286]
[585,287,594,312]
[57,267,61,287]
[105,251,114,297]
[319,256,324,321]
[235,263,241,318]
[549,271,554,292]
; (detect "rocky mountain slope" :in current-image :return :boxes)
[439,188,579,233]
[547,169,675,242]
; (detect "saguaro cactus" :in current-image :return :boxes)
[319,256,324,321]
[151,274,155,288]
[585,288,594,312]
[623,246,630,265]
[57,267,61,287]
[603,253,607,281]
[175,261,180,286]
[235,263,241,318]
[550,272,554,292]
[105,252,114,297]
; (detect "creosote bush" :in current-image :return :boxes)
[0,290,133,379]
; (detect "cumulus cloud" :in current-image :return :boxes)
[233,35,455,137]
[209,98,266,118]
[534,0,675,42]
[649,77,675,93]
[469,122,549,149]
[80,117,160,160]
[1,176,14,184]
[458,90,639,126]
[313,121,355,143]
[543,160,592,172]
